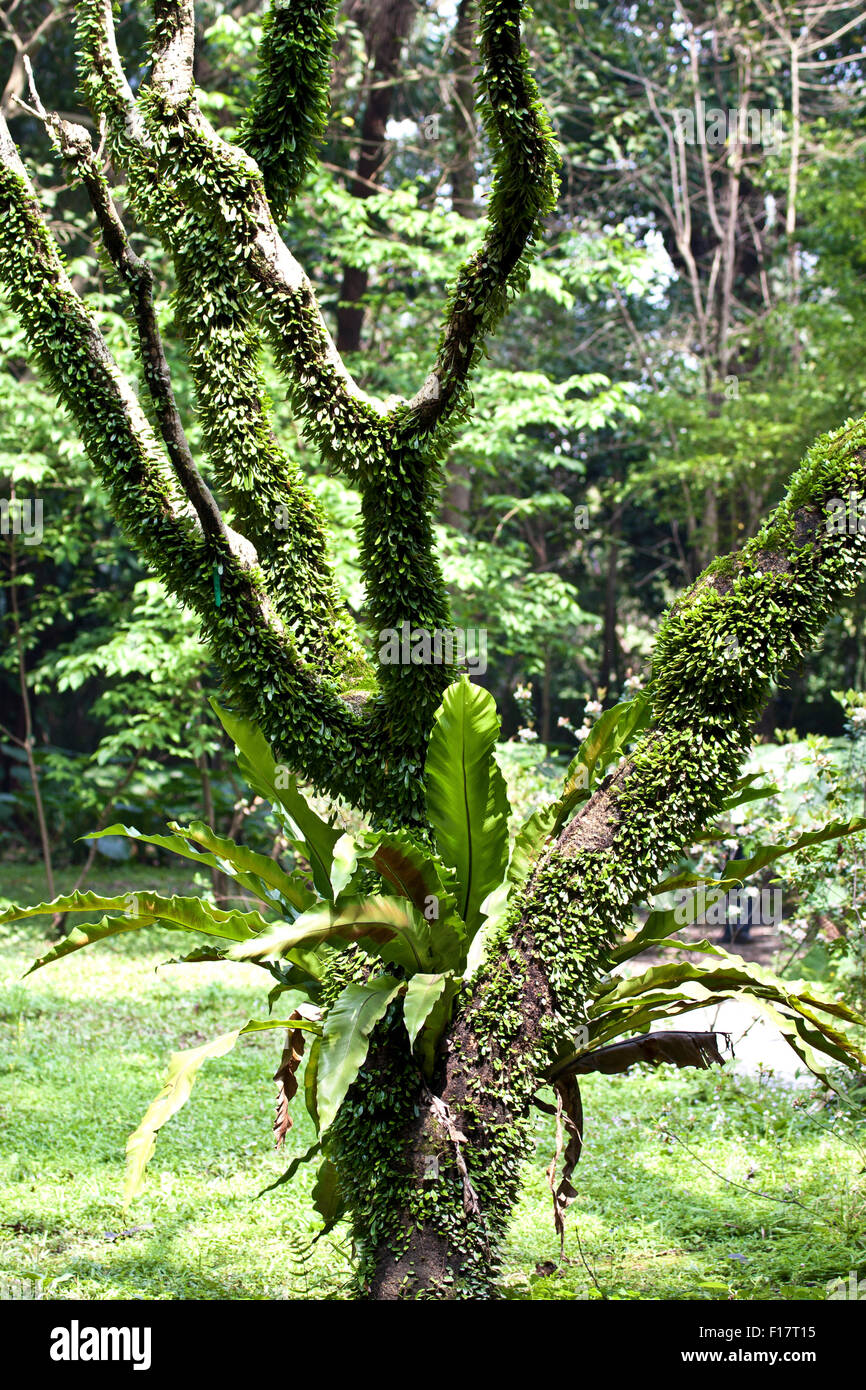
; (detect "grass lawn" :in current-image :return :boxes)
[1,860,865,1300]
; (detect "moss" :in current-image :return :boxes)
[327,416,866,1297]
[240,0,340,220]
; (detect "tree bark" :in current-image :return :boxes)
[335,0,416,354]
[332,419,866,1297]
[440,0,478,533]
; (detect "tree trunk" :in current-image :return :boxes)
[330,419,866,1297]
[441,0,478,533]
[335,0,416,354]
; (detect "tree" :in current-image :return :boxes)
[0,0,70,116]
[555,0,866,573]
[334,0,417,355]
[1,0,865,1299]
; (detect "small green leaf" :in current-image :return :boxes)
[316,974,402,1132]
[403,972,448,1050]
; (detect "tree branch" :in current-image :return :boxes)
[0,110,206,573]
[139,0,388,466]
[75,0,364,673]
[392,0,560,441]
[353,412,866,1296]
[0,1,69,116]
[241,0,340,220]
[35,101,228,546]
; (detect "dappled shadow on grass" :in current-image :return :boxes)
[1,1212,354,1301]
[504,1069,865,1300]
[3,913,866,1301]
[22,1214,355,1302]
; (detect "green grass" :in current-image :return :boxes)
[1,861,865,1300]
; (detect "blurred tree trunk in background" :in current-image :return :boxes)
[335,0,416,354]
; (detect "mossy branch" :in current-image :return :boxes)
[241,0,341,220]
[391,0,561,446]
[140,0,388,466]
[0,110,205,579]
[41,110,228,547]
[75,0,361,669]
[343,416,866,1297]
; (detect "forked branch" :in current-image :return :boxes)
[25,91,228,547]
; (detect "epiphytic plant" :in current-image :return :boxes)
[3,681,864,1283]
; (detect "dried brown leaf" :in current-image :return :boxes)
[273,1014,306,1148]
[553,1029,729,1081]
[547,1076,583,1259]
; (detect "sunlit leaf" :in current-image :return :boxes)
[316,974,402,1132]
[424,676,510,940]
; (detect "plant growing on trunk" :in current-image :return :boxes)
[1,0,865,1299]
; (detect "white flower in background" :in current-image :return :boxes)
[584,699,603,718]
[517,726,538,742]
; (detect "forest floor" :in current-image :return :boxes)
[1,860,864,1301]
